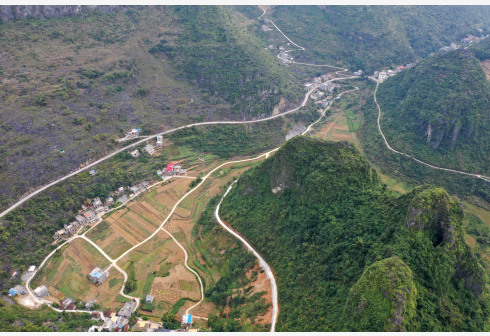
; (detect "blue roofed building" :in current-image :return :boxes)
[88,267,109,286]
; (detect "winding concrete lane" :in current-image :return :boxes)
[0,82,327,220]
[215,181,279,332]
[372,79,490,182]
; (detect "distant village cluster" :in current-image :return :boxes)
[303,73,342,109]
[372,64,414,83]
[439,32,488,52]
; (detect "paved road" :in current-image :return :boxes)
[372,79,490,182]
[0,79,328,219]
[215,181,279,332]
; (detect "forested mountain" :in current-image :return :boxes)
[0,5,302,207]
[264,6,489,72]
[220,136,488,331]
[377,47,489,175]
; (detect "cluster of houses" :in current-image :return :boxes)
[52,179,153,242]
[88,267,110,286]
[101,300,138,332]
[127,135,164,159]
[53,197,113,241]
[373,64,413,82]
[157,163,187,177]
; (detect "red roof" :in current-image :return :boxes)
[66,304,76,310]
[165,164,174,172]
[123,324,129,332]
[104,310,115,317]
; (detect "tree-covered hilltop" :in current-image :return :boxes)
[149,6,302,118]
[264,6,488,72]
[377,47,489,175]
[219,136,488,331]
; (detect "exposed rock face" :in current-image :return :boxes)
[342,256,418,332]
[405,187,486,298]
[0,5,120,21]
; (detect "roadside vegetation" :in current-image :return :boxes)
[220,136,488,331]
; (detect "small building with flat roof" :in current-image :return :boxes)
[88,267,109,286]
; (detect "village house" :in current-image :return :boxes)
[261,24,272,32]
[8,285,26,296]
[118,300,138,318]
[10,271,18,280]
[182,314,193,327]
[83,210,98,223]
[117,194,128,204]
[61,297,75,310]
[92,197,103,208]
[126,128,141,138]
[102,315,129,332]
[75,214,87,225]
[145,294,155,304]
[132,320,162,332]
[172,164,187,175]
[90,169,97,176]
[156,135,163,147]
[144,144,155,155]
[34,285,49,298]
[130,149,140,158]
[88,267,110,286]
[53,228,67,240]
[105,197,114,207]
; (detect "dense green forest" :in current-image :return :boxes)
[357,79,489,203]
[265,6,488,72]
[219,136,488,331]
[377,48,489,175]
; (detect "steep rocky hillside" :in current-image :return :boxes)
[264,6,489,72]
[0,5,302,207]
[219,136,488,331]
[377,47,489,175]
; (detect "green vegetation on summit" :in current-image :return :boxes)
[377,48,489,175]
[219,136,488,331]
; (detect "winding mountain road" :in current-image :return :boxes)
[0,78,328,220]
[215,181,279,332]
[372,80,490,182]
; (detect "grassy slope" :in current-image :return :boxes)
[219,136,488,331]
[377,48,489,175]
[268,5,489,72]
[0,5,302,206]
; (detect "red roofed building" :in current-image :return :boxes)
[104,310,115,318]
[165,164,174,173]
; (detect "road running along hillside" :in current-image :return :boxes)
[372,80,490,182]
[0,78,330,219]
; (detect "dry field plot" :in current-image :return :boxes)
[150,264,200,304]
[87,178,191,259]
[32,238,123,308]
[117,230,194,300]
